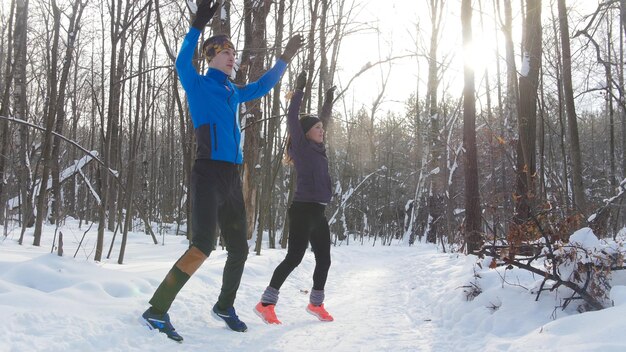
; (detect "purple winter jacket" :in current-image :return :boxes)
[287,89,333,204]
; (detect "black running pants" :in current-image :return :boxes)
[269,201,331,291]
[191,159,249,309]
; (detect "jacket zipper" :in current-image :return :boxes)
[225,82,238,162]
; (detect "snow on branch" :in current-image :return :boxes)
[7,153,98,210]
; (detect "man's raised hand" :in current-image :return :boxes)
[191,0,219,30]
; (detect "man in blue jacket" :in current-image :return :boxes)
[141,0,303,342]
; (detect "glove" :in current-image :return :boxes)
[280,34,304,62]
[320,85,336,121]
[296,71,307,91]
[191,0,219,30]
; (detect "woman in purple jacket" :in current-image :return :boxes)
[255,72,336,324]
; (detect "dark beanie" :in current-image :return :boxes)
[300,115,321,134]
[202,34,235,62]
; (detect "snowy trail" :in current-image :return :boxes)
[156,244,473,352]
[324,246,444,351]
[1,232,475,352]
[5,224,626,351]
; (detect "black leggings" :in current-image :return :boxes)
[191,159,248,309]
[149,159,248,312]
[269,201,331,291]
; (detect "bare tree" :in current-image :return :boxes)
[32,0,61,246]
[157,0,197,239]
[548,3,571,211]
[622,0,626,178]
[255,0,286,253]
[97,0,135,261]
[32,0,87,245]
[557,0,586,213]
[49,0,88,226]
[425,0,445,244]
[0,0,16,225]
[515,0,542,223]
[461,0,481,253]
[240,0,272,240]
[118,1,152,264]
[15,0,33,244]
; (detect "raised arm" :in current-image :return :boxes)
[237,60,288,102]
[175,29,201,90]
[286,72,307,147]
[238,35,304,102]
[175,0,219,90]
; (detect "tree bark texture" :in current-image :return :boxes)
[557,0,586,213]
[15,0,34,243]
[461,0,482,254]
[242,0,272,241]
[515,0,542,223]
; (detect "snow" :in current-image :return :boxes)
[7,152,97,210]
[187,1,197,14]
[569,227,600,248]
[2,221,626,351]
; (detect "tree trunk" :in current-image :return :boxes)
[33,0,61,246]
[502,0,518,126]
[498,0,516,225]
[159,0,197,239]
[461,0,481,254]
[242,0,272,242]
[557,0,586,213]
[210,0,231,35]
[605,18,617,194]
[67,56,81,218]
[618,3,626,231]
[15,0,34,244]
[425,0,444,244]
[515,0,542,223]
[255,0,285,254]
[105,1,133,234]
[549,3,571,211]
[50,0,87,226]
[119,2,152,264]
[0,0,16,225]
[97,0,129,261]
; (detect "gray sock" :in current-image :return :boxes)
[261,286,279,305]
[310,289,325,306]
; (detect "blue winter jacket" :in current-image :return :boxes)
[176,27,287,164]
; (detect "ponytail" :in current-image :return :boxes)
[283,135,293,165]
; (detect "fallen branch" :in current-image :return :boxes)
[503,257,604,311]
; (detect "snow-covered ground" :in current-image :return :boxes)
[2,220,626,352]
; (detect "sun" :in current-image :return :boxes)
[464,38,496,75]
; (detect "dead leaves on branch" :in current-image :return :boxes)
[480,207,623,312]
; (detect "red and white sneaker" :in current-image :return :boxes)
[306,303,334,322]
[254,302,282,324]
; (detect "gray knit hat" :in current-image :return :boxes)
[300,115,321,133]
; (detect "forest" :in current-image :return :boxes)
[0,0,624,282]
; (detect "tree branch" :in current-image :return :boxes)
[0,115,158,244]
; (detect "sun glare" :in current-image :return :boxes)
[336,0,506,113]
[464,38,495,75]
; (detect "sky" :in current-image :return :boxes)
[0,0,604,118]
[2,221,626,351]
[334,0,604,117]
